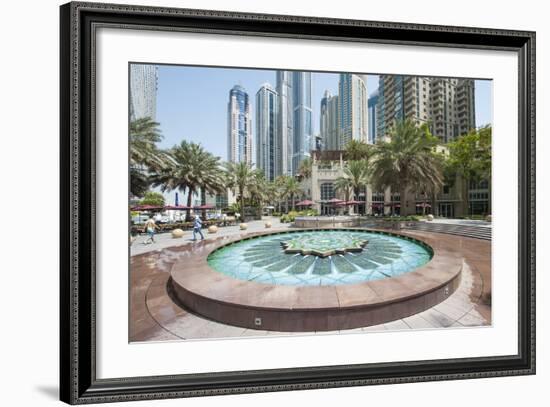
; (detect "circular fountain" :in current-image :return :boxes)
[169,229,462,331]
[207,230,432,286]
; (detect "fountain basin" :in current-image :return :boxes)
[168,229,462,331]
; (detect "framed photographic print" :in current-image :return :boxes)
[60,1,535,404]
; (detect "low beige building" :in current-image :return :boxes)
[299,150,490,218]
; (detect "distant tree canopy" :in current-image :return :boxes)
[447,125,492,182]
[139,191,165,207]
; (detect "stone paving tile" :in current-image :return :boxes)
[361,324,387,332]
[402,313,437,329]
[185,321,248,339]
[383,319,411,331]
[439,295,476,315]
[161,313,211,339]
[457,311,488,327]
[432,302,469,321]
[240,329,271,337]
[417,309,455,328]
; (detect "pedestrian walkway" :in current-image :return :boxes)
[130,217,291,257]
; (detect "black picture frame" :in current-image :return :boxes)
[60,1,536,404]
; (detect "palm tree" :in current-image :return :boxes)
[297,157,313,180]
[345,139,372,161]
[371,119,443,216]
[150,141,225,221]
[343,160,369,214]
[334,176,353,205]
[274,175,289,213]
[248,170,270,216]
[225,161,255,222]
[284,176,302,211]
[129,117,166,196]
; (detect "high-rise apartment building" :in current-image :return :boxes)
[276,71,293,176]
[377,75,476,143]
[320,90,340,150]
[368,91,379,144]
[338,74,369,147]
[255,83,279,181]
[129,64,158,121]
[292,72,313,174]
[227,85,252,164]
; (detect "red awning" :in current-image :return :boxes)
[416,203,432,208]
[130,205,163,211]
[193,204,216,210]
[164,205,190,210]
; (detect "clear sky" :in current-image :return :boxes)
[155,64,492,160]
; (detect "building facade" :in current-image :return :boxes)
[300,150,490,218]
[227,85,252,164]
[339,74,369,146]
[255,83,279,181]
[276,71,293,177]
[291,71,313,174]
[367,91,379,144]
[320,90,340,150]
[377,75,476,142]
[129,64,158,121]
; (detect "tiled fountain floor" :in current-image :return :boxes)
[130,227,491,342]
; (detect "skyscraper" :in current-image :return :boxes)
[227,85,252,164]
[291,72,313,174]
[339,74,368,147]
[276,71,293,176]
[368,91,379,144]
[377,75,476,142]
[129,64,158,121]
[320,90,340,150]
[255,83,279,181]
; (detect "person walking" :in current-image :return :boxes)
[143,217,160,244]
[192,215,205,241]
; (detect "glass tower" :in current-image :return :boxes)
[368,91,379,144]
[291,72,313,174]
[339,74,368,147]
[256,84,279,181]
[129,64,158,121]
[276,71,293,176]
[227,85,252,164]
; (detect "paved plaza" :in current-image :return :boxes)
[130,218,491,342]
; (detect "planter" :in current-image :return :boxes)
[171,228,185,238]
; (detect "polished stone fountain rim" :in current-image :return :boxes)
[169,229,460,331]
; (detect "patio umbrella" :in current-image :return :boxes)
[295,199,314,207]
[416,202,432,208]
[326,198,344,205]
